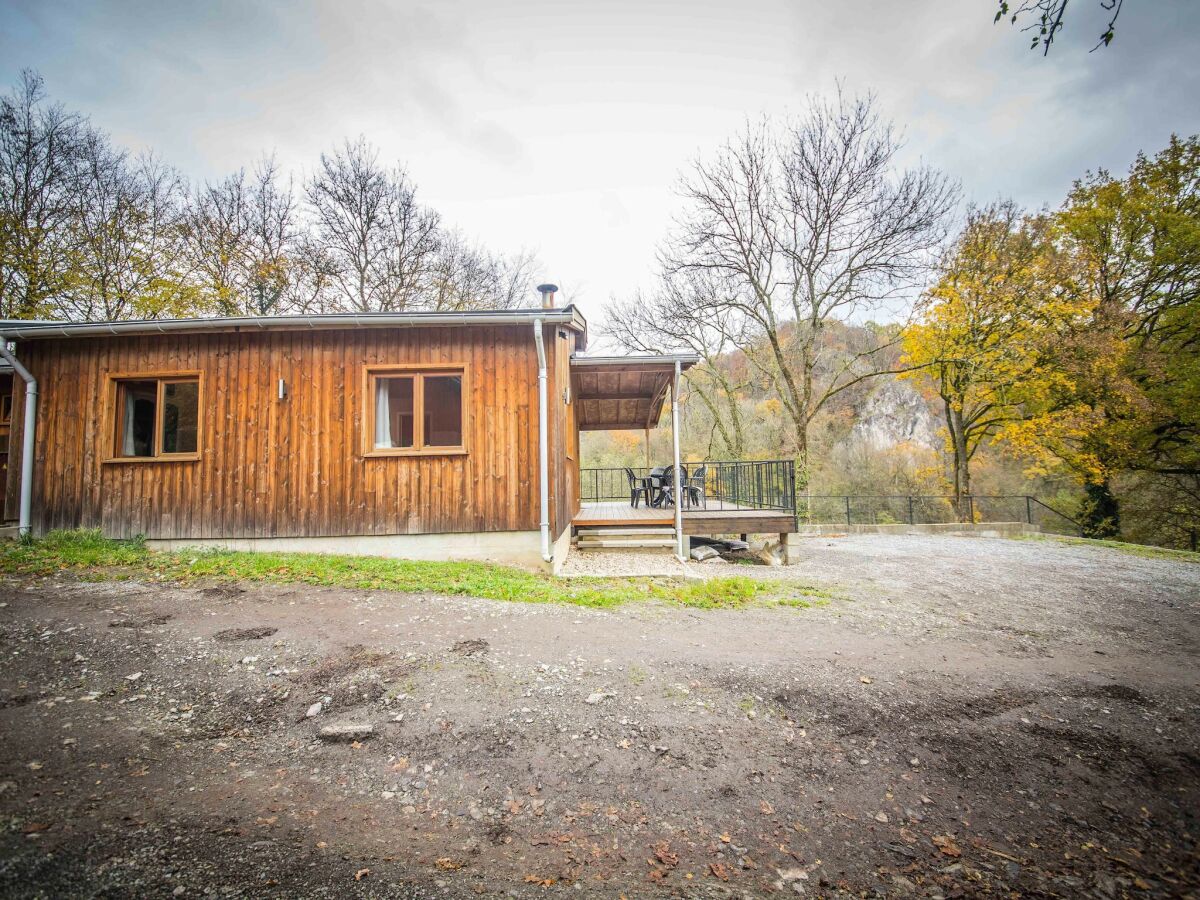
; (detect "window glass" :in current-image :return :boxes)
[119,380,157,457]
[374,376,415,449]
[162,381,199,454]
[424,374,463,447]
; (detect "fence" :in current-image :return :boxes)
[579,460,797,513]
[578,466,1080,534]
[796,494,1081,534]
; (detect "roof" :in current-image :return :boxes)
[570,354,700,431]
[0,307,589,349]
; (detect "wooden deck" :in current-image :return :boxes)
[573,501,796,534]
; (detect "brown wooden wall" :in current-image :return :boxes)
[7,324,576,541]
[549,327,580,536]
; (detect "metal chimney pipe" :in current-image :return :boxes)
[536,283,558,309]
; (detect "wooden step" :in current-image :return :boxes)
[575,538,677,550]
[575,526,674,538]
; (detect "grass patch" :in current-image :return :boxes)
[1015,533,1199,563]
[0,529,847,611]
[673,575,768,609]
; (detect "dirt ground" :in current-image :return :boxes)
[0,534,1197,898]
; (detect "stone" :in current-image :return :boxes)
[319,724,374,742]
[585,691,614,705]
[690,546,720,562]
[305,702,323,718]
[756,543,783,566]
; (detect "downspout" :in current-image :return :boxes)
[0,343,36,538]
[671,360,684,562]
[533,320,552,563]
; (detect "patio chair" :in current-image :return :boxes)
[657,465,688,508]
[624,467,651,508]
[685,464,707,509]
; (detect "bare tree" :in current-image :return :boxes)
[304,137,440,312]
[0,70,86,318]
[426,232,539,311]
[659,94,956,469]
[242,158,299,315]
[605,272,752,458]
[184,156,300,316]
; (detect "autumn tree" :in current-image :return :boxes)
[655,94,956,472]
[902,202,1075,515]
[64,140,195,321]
[1005,135,1200,538]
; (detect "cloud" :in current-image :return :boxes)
[1,0,1196,307]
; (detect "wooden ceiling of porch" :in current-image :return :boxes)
[570,363,674,431]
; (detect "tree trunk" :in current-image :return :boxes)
[944,400,971,521]
[1080,479,1120,539]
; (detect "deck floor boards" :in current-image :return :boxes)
[573,500,796,532]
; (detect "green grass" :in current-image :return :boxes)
[1015,532,1200,563]
[0,529,846,611]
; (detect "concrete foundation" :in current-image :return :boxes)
[550,526,573,575]
[779,531,800,564]
[795,522,1040,538]
[147,529,559,570]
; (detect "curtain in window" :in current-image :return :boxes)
[374,379,392,448]
[123,389,138,456]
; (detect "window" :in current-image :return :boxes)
[366,367,466,456]
[0,393,11,424]
[111,375,201,460]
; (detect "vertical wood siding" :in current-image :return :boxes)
[549,327,579,535]
[11,325,568,540]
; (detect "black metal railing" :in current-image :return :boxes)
[579,460,797,514]
[796,494,1081,535]
[578,468,1079,535]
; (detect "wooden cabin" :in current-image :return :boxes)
[0,305,798,569]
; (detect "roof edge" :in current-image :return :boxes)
[0,307,589,343]
[570,353,700,369]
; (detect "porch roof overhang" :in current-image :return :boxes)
[570,353,699,431]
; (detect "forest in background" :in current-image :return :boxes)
[0,71,539,321]
[599,95,1199,551]
[2,70,1197,550]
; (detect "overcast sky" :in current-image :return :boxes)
[2,0,1198,322]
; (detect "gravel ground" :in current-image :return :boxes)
[0,534,1197,898]
[558,548,724,577]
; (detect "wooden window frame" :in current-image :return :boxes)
[0,392,11,425]
[103,371,203,464]
[362,364,469,458]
